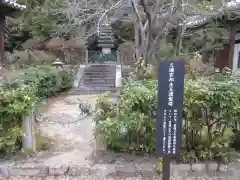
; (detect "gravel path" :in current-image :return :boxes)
[34,95,98,166]
[0,94,100,166]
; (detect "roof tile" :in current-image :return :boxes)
[0,0,26,10]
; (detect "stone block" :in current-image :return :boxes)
[172,163,190,172]
[91,164,116,178]
[115,162,137,177]
[8,165,48,176]
[48,165,69,176]
[0,166,9,177]
[171,163,191,176]
[192,163,205,172]
[135,162,157,177]
[67,165,91,176]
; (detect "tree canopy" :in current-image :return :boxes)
[5,0,240,63]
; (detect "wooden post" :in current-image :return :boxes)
[0,15,5,64]
[85,49,89,64]
[162,157,171,180]
[228,25,236,69]
[117,50,120,64]
[22,111,36,152]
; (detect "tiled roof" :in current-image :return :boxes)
[0,0,26,10]
[185,1,240,28]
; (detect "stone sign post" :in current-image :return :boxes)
[156,60,185,180]
[22,111,36,152]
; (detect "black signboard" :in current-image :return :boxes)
[156,60,185,157]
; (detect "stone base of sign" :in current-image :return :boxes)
[1,162,240,178]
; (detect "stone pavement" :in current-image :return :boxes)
[0,176,240,180]
[1,161,240,179]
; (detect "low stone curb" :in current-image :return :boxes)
[0,162,239,178]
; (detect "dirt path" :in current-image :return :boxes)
[33,95,98,166]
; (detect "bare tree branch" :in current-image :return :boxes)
[55,0,240,64]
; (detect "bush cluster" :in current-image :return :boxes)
[0,86,37,155]
[0,66,74,155]
[4,66,74,98]
[95,74,240,164]
[22,66,73,98]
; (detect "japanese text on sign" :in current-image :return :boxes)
[162,109,178,155]
[163,110,167,154]
[157,60,185,157]
[168,63,174,106]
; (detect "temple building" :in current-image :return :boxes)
[0,0,26,63]
[87,24,119,64]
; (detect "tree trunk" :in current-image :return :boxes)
[174,25,184,56]
[0,16,5,65]
[134,24,142,62]
[202,29,209,63]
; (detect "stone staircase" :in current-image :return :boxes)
[72,64,117,94]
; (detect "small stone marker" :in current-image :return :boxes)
[156,60,185,180]
[22,111,36,152]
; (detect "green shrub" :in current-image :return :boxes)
[95,75,240,163]
[0,66,73,156]
[3,66,74,98]
[22,66,73,98]
[95,78,157,153]
[183,76,240,164]
[0,86,37,155]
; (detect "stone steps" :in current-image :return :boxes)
[75,64,116,94]
[81,76,115,80]
[80,81,115,86]
[78,82,115,87]
[84,67,115,71]
[83,72,115,76]
[71,88,117,95]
